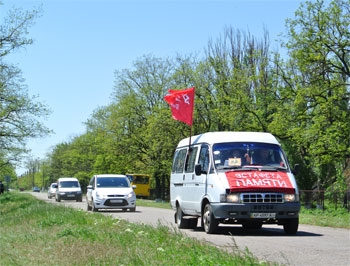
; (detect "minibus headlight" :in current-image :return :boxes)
[284,194,296,202]
[226,194,240,203]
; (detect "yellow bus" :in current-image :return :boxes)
[126,174,152,198]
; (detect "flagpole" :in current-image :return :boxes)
[189,125,192,147]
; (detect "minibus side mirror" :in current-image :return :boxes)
[293,164,300,175]
[195,164,202,175]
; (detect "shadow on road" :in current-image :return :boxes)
[190,225,322,237]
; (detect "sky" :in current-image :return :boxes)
[1,0,304,175]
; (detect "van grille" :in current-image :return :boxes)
[241,193,283,203]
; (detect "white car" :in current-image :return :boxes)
[86,174,136,212]
[56,177,83,202]
[47,182,57,199]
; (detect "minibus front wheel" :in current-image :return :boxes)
[202,203,219,234]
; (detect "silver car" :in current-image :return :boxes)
[86,174,136,212]
[47,182,57,199]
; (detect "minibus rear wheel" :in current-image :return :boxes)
[176,204,189,229]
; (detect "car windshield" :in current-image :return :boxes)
[96,177,130,188]
[213,142,287,170]
[60,181,79,188]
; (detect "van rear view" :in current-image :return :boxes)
[170,131,300,234]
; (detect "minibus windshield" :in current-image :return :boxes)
[212,142,287,170]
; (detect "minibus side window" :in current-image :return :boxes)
[198,145,210,173]
[185,147,198,173]
[172,149,187,173]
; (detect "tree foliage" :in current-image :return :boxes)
[202,27,273,132]
[0,4,51,173]
[272,0,350,188]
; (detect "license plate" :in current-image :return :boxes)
[110,199,123,203]
[250,213,276,218]
[67,194,75,197]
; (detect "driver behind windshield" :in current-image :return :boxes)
[252,149,271,165]
[250,149,285,167]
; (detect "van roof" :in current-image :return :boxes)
[58,177,79,181]
[177,131,280,147]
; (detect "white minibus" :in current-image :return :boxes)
[170,131,300,234]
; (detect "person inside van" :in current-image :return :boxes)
[254,149,270,164]
[252,149,278,165]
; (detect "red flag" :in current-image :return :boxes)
[164,87,195,126]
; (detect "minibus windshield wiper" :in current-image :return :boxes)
[243,165,287,172]
[261,165,288,171]
[217,166,256,171]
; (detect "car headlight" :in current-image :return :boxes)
[226,193,240,203]
[96,192,106,199]
[221,193,240,203]
[284,194,296,202]
[127,192,135,199]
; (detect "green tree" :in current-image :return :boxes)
[110,55,181,199]
[85,105,124,174]
[202,27,274,132]
[0,4,51,170]
[271,0,350,189]
[0,159,16,188]
[48,134,96,189]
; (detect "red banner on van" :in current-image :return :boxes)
[225,171,295,194]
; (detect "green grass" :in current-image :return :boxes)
[0,192,276,266]
[299,206,350,228]
[137,198,172,209]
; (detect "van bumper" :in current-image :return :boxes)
[210,202,301,220]
[57,192,82,201]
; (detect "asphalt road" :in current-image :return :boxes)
[30,192,350,266]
